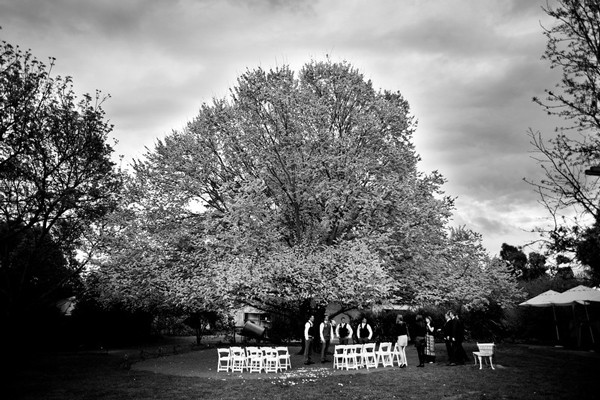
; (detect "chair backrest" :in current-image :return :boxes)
[334,345,347,354]
[476,343,495,355]
[363,343,376,353]
[218,348,230,357]
[378,342,392,353]
[263,347,278,358]
[230,346,245,357]
[345,344,357,355]
[246,346,261,356]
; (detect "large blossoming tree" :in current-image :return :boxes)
[90,60,520,327]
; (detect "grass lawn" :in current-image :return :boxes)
[8,340,599,400]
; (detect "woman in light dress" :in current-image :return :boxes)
[394,314,409,368]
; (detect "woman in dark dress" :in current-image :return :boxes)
[413,314,427,367]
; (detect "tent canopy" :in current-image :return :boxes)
[550,285,600,306]
[519,289,561,307]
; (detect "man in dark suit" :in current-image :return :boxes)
[443,311,455,365]
[451,312,468,365]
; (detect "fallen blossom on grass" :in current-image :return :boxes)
[268,367,334,386]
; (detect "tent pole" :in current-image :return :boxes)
[584,303,595,345]
[572,304,580,348]
[553,305,560,342]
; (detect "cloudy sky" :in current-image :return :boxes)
[0,0,565,255]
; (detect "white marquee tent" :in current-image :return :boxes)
[519,289,562,340]
[519,285,600,345]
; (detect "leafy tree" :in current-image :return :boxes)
[92,60,456,318]
[414,228,523,312]
[525,0,600,258]
[527,251,549,280]
[500,244,549,281]
[0,222,74,309]
[575,217,600,281]
[500,243,528,278]
[93,60,523,331]
[0,37,122,342]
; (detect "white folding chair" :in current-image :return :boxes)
[275,346,291,371]
[344,344,362,370]
[245,346,257,369]
[376,342,394,367]
[217,348,231,372]
[362,343,378,369]
[263,347,279,373]
[473,342,495,370]
[333,345,347,370]
[230,347,246,372]
[246,346,264,373]
[391,343,404,366]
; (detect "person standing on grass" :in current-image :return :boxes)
[413,314,427,367]
[451,312,468,365]
[336,316,353,345]
[356,317,373,344]
[393,314,409,368]
[304,315,315,365]
[443,311,455,365]
[424,315,436,363]
[319,314,335,363]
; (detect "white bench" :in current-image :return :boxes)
[473,342,495,370]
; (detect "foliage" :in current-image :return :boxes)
[92,60,523,327]
[575,217,600,281]
[0,222,73,308]
[527,251,549,280]
[0,36,122,337]
[500,243,549,281]
[500,243,528,277]
[410,228,524,312]
[92,59,457,316]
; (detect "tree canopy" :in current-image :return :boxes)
[0,37,122,330]
[91,59,522,318]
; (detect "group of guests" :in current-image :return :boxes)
[442,310,468,366]
[303,315,373,364]
[411,311,468,367]
[403,314,428,367]
[303,311,468,367]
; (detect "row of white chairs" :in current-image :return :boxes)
[333,343,405,370]
[217,346,292,373]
